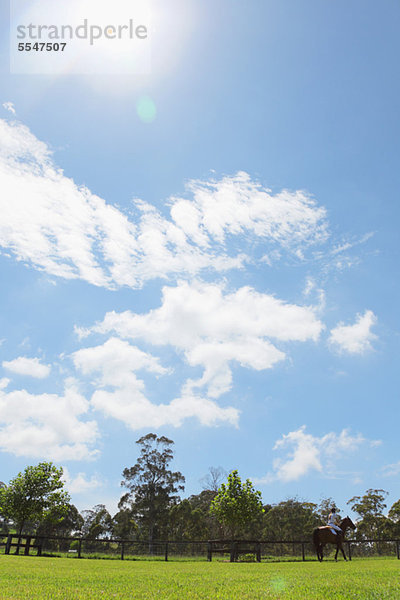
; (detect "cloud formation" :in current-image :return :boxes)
[0,379,98,461]
[2,356,51,379]
[80,280,323,400]
[0,378,10,389]
[72,337,169,387]
[329,310,377,354]
[0,114,378,460]
[0,118,329,290]
[382,461,400,478]
[256,426,379,483]
[2,102,16,115]
[62,467,103,495]
[90,388,239,430]
[72,337,239,429]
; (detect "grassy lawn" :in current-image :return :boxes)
[0,556,399,599]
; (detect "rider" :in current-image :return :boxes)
[327,507,342,535]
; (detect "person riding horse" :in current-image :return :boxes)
[313,511,356,561]
[327,507,342,536]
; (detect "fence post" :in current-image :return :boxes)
[78,538,82,559]
[15,536,22,555]
[301,543,305,562]
[207,542,212,562]
[230,542,237,563]
[347,542,352,561]
[24,536,31,556]
[165,542,169,562]
[396,541,399,560]
[5,535,12,555]
[120,541,125,561]
[256,542,261,563]
[36,537,42,557]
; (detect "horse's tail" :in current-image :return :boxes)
[312,528,320,549]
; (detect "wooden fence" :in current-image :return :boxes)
[1,533,399,562]
[208,538,400,562]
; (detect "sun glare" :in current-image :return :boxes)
[11,0,196,96]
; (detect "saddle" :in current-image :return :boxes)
[318,526,341,536]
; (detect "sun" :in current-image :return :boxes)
[12,0,196,90]
[66,0,152,74]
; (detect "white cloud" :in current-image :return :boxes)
[330,232,375,257]
[62,467,103,495]
[303,276,316,297]
[382,461,400,478]
[318,232,375,274]
[170,172,328,248]
[70,281,322,430]
[2,102,16,115]
[91,388,239,429]
[256,426,379,483]
[329,310,377,354]
[0,118,329,290]
[323,429,368,453]
[71,337,239,429]
[0,379,99,460]
[2,356,51,378]
[302,277,326,312]
[271,426,323,482]
[81,280,323,399]
[72,337,169,388]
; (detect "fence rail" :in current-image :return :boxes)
[1,532,399,562]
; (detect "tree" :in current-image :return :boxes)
[200,467,227,492]
[36,503,83,537]
[120,433,185,549]
[347,489,389,539]
[262,498,320,542]
[112,508,138,540]
[388,499,400,538]
[0,462,70,535]
[169,489,221,540]
[81,504,112,539]
[169,499,204,541]
[0,481,8,532]
[317,497,340,525]
[210,470,264,538]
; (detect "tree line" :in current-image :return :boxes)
[1,433,400,544]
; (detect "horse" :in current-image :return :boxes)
[313,516,356,562]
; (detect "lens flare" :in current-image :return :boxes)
[136,96,157,123]
[270,576,286,593]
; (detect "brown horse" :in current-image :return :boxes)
[313,516,356,562]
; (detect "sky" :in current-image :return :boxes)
[0,0,399,519]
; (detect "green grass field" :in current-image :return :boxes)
[0,556,399,599]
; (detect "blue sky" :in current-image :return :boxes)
[0,0,399,518]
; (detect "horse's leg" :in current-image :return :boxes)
[315,543,321,561]
[314,536,322,561]
[314,531,322,562]
[336,540,347,561]
[340,541,347,561]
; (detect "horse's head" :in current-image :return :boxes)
[343,516,356,530]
